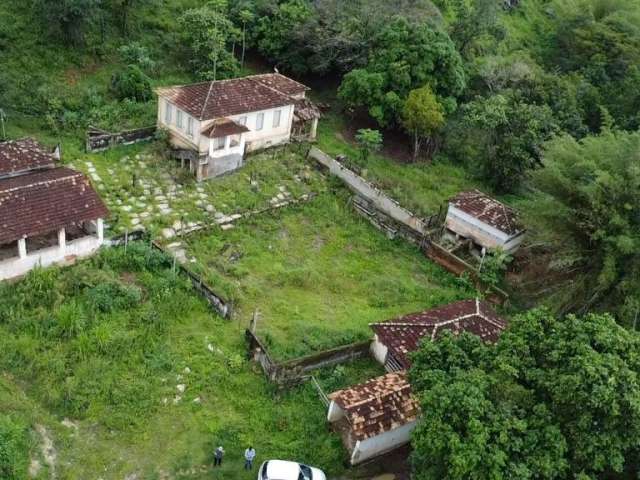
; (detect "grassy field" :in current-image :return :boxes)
[0,244,386,480]
[185,191,476,360]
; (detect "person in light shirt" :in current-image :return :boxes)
[244,446,256,470]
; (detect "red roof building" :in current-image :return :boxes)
[0,139,108,281]
[370,299,507,370]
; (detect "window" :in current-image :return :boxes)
[256,112,264,131]
[213,136,226,151]
[165,101,173,124]
[238,116,247,126]
[176,110,184,129]
[187,117,194,137]
[272,109,282,128]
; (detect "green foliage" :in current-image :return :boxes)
[354,128,383,162]
[0,415,30,480]
[402,85,445,161]
[34,0,103,46]
[533,130,640,326]
[178,4,240,80]
[86,281,143,313]
[338,16,465,127]
[410,309,640,479]
[110,65,152,102]
[118,42,156,72]
[478,248,511,289]
[455,93,558,192]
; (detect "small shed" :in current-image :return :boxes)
[445,190,525,253]
[370,299,507,371]
[327,371,419,465]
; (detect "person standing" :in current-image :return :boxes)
[214,446,224,467]
[244,446,256,470]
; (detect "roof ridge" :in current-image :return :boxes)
[0,168,83,195]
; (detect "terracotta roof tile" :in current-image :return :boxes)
[329,371,419,441]
[370,299,507,369]
[156,73,309,121]
[449,190,522,235]
[0,167,109,244]
[0,138,56,178]
[201,118,250,139]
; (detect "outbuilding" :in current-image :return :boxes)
[0,138,108,281]
[445,190,525,253]
[327,371,419,465]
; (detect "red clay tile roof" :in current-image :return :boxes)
[0,138,56,178]
[329,371,420,441]
[0,167,109,245]
[156,73,309,121]
[449,190,522,235]
[370,299,507,369]
[201,118,250,139]
[250,73,309,96]
[293,98,322,122]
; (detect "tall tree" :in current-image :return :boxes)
[533,130,640,326]
[410,309,640,479]
[35,0,102,45]
[338,16,465,127]
[402,85,445,161]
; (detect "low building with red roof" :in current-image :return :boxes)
[155,72,321,181]
[445,189,526,253]
[370,299,507,371]
[0,138,108,281]
[327,371,419,465]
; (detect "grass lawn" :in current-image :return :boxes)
[0,244,385,480]
[185,191,476,360]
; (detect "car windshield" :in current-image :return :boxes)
[299,464,313,480]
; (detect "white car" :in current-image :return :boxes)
[258,459,327,480]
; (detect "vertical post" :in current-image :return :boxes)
[124,229,128,254]
[310,118,319,140]
[18,238,27,259]
[58,228,66,254]
[224,135,231,152]
[97,218,104,243]
[172,254,177,275]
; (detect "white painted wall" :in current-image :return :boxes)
[445,205,525,253]
[370,335,389,366]
[157,99,202,153]
[327,401,345,422]
[350,420,417,465]
[0,221,104,281]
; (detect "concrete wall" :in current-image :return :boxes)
[350,421,417,465]
[445,205,524,253]
[206,153,244,178]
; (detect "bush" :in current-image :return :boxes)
[110,65,152,102]
[87,281,142,313]
[118,42,156,72]
[0,415,29,480]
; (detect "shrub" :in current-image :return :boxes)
[0,415,29,480]
[110,65,152,102]
[118,42,156,72]
[87,281,142,313]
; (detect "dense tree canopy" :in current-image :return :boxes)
[338,16,465,127]
[410,309,640,479]
[534,130,640,326]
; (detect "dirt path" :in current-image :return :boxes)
[35,424,57,479]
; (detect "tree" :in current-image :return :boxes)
[178,4,239,80]
[338,16,465,127]
[238,9,254,69]
[445,0,504,59]
[402,85,445,161]
[110,65,152,102]
[34,0,102,45]
[355,128,383,163]
[410,309,640,479]
[109,0,154,37]
[461,93,557,192]
[533,130,640,326]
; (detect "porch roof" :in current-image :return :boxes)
[0,167,109,245]
[201,118,250,139]
[0,138,56,178]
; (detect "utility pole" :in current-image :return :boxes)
[0,108,6,141]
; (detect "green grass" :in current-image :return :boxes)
[315,112,483,217]
[0,244,386,480]
[185,191,475,360]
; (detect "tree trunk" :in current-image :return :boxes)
[241,23,247,68]
[412,131,420,163]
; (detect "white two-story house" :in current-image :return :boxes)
[155,73,320,181]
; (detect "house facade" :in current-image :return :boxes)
[370,299,507,371]
[445,190,526,253]
[0,138,108,281]
[156,73,320,181]
[327,371,420,465]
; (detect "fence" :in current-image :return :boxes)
[86,125,156,152]
[245,328,372,386]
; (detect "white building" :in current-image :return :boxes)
[155,73,321,181]
[327,371,420,465]
[0,138,108,281]
[445,190,526,253]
